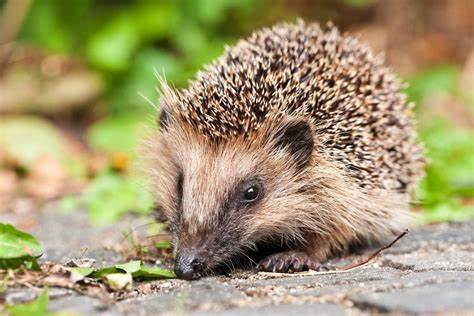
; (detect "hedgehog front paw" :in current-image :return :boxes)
[257,251,322,273]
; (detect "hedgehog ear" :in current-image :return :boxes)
[271,119,314,169]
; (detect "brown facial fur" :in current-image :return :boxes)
[144,21,424,277]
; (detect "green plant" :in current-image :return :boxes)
[0,223,42,270]
[406,65,474,222]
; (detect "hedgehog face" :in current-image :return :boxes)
[150,113,315,279]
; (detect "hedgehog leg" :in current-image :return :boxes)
[257,250,323,273]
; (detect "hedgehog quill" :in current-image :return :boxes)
[145,21,424,280]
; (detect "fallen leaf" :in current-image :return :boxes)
[132,265,175,280]
[103,273,133,291]
[69,267,94,283]
[115,260,141,274]
[0,223,42,269]
[89,260,175,281]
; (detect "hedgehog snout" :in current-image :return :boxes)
[174,248,206,280]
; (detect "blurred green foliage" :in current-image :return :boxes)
[82,170,154,225]
[406,66,474,222]
[14,0,273,224]
[82,114,156,224]
[86,113,152,155]
[2,0,472,223]
[19,0,264,113]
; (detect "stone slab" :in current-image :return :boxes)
[192,303,347,316]
[118,279,249,315]
[48,294,120,316]
[2,205,473,315]
[381,250,474,272]
[351,281,474,314]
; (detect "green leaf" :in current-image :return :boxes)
[91,261,141,278]
[88,261,175,281]
[0,257,39,270]
[7,291,50,316]
[70,266,94,277]
[0,223,42,259]
[115,260,141,274]
[132,265,176,280]
[90,266,119,279]
[70,266,95,283]
[0,223,42,270]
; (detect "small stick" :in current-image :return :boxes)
[259,229,409,278]
[340,228,409,271]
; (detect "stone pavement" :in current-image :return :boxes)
[2,205,474,315]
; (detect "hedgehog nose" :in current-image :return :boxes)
[174,251,204,280]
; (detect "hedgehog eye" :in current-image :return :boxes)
[241,185,261,203]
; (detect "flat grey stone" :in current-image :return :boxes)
[284,270,474,300]
[0,204,146,264]
[5,287,74,305]
[192,303,347,316]
[382,250,474,272]
[237,266,403,288]
[119,278,249,315]
[47,287,73,300]
[31,208,140,263]
[4,288,38,305]
[2,204,473,315]
[351,281,474,313]
[48,293,120,316]
[384,221,474,254]
[398,270,474,286]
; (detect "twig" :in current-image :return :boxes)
[259,229,409,278]
[340,229,408,271]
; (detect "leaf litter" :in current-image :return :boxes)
[1,223,408,309]
[1,223,175,306]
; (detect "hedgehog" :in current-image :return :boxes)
[145,21,424,280]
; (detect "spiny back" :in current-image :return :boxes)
[172,21,424,192]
